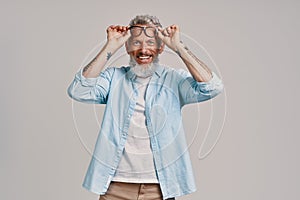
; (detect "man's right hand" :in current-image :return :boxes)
[106,25,131,51]
[82,25,130,78]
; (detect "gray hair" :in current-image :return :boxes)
[128,14,163,46]
[129,14,162,27]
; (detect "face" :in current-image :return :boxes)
[126,25,164,66]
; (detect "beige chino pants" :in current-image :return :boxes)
[99,181,175,200]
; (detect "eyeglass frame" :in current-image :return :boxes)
[128,25,158,38]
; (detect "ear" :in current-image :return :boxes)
[158,43,165,54]
[125,41,130,54]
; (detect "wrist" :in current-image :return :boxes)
[104,41,119,54]
[173,41,186,54]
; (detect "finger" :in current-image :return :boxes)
[157,27,164,39]
[168,25,180,38]
[167,26,172,34]
[167,26,175,37]
[107,25,115,32]
[163,28,169,36]
[114,25,121,32]
[123,30,131,40]
[111,26,120,33]
[170,24,180,33]
[123,26,130,35]
[117,25,129,33]
[113,25,121,31]
[117,25,125,30]
[159,27,168,36]
[170,24,178,29]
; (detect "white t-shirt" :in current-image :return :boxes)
[112,76,159,183]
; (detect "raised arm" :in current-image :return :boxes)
[158,25,212,82]
[82,25,131,78]
[67,25,130,104]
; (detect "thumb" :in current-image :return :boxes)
[157,27,164,40]
[125,26,131,37]
[120,27,131,43]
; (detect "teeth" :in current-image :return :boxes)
[139,56,150,59]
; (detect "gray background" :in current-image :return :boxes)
[1,0,299,199]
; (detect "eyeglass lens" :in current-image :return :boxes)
[130,26,156,38]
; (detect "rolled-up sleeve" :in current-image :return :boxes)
[67,67,115,104]
[178,71,224,106]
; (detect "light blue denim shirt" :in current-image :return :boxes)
[67,64,223,199]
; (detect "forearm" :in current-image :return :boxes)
[175,42,212,82]
[82,43,116,78]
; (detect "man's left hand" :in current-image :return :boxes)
[158,25,181,52]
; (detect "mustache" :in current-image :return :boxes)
[137,52,152,56]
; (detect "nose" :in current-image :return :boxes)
[139,42,148,52]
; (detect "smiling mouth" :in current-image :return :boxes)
[136,54,154,64]
[138,55,151,60]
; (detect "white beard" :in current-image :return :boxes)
[129,57,159,78]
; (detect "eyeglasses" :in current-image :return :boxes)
[129,26,158,38]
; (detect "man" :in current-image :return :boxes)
[68,15,223,200]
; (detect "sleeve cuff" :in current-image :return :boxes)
[197,72,223,92]
[75,68,98,86]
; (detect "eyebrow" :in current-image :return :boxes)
[131,38,156,42]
